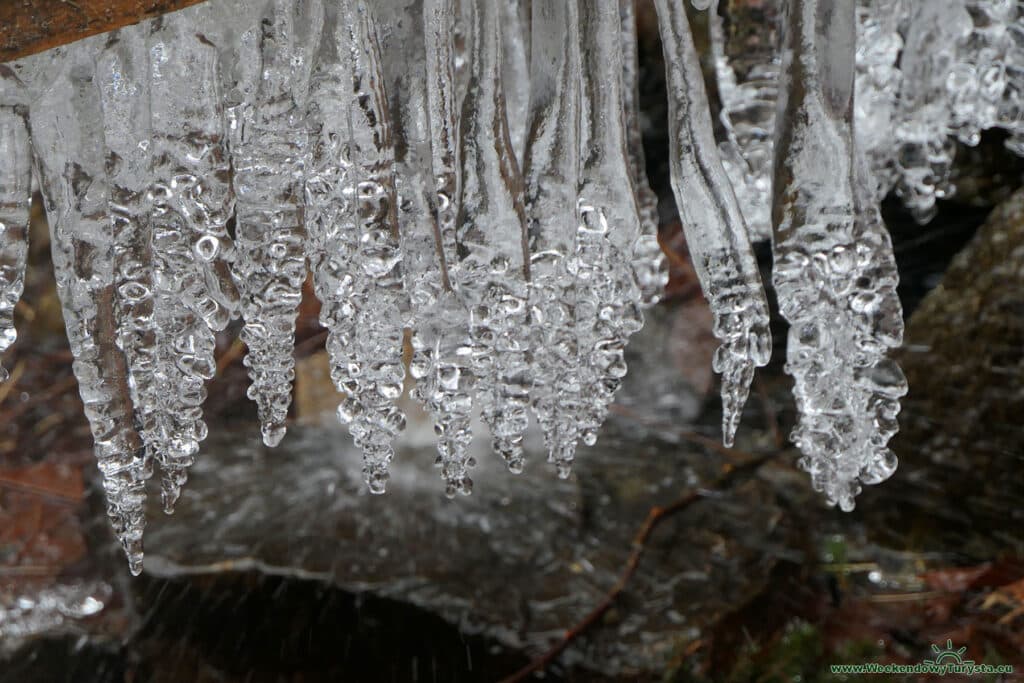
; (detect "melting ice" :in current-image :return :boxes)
[0,0,1020,572]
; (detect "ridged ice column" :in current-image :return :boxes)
[653,0,773,446]
[457,0,531,472]
[620,0,669,307]
[523,0,583,474]
[147,18,241,512]
[311,0,408,493]
[0,67,32,383]
[412,0,478,495]
[854,0,905,199]
[707,0,783,241]
[96,29,160,500]
[29,42,148,573]
[230,0,323,447]
[772,0,907,511]
[575,0,645,450]
[501,0,531,164]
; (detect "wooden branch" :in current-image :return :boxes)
[0,1,213,63]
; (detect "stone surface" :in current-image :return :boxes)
[858,188,1024,557]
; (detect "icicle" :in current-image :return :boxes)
[458,0,531,472]
[304,1,360,455]
[948,0,1024,150]
[424,0,462,279]
[620,0,669,307]
[230,0,323,447]
[305,8,363,484]
[313,0,408,493]
[96,27,161,498]
[523,0,583,474]
[772,0,907,511]
[409,0,479,495]
[28,42,148,574]
[652,0,772,447]
[146,16,241,512]
[892,0,970,223]
[854,0,904,199]
[708,0,783,241]
[575,0,645,451]
[501,0,531,164]
[0,68,32,382]
[372,0,446,315]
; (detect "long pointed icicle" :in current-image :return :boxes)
[772,0,907,511]
[620,0,669,307]
[0,68,32,382]
[652,0,772,447]
[231,0,323,448]
[147,18,241,512]
[458,0,531,472]
[575,0,645,450]
[96,28,161,498]
[523,0,583,475]
[29,42,148,574]
[414,0,478,495]
[304,0,361,479]
[328,0,408,493]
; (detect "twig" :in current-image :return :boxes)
[215,338,247,375]
[0,0,215,62]
[0,472,82,505]
[0,565,61,577]
[0,374,78,423]
[498,453,774,683]
[0,359,26,405]
[294,329,329,357]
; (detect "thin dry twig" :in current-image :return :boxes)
[0,374,78,424]
[294,329,329,357]
[215,338,247,375]
[0,359,27,405]
[498,453,774,683]
[0,472,82,505]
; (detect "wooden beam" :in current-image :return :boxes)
[0,1,212,63]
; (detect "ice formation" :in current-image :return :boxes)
[653,0,772,447]
[0,67,31,384]
[708,0,783,241]
[1,0,1021,570]
[772,0,906,511]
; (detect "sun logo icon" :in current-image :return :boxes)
[923,640,973,666]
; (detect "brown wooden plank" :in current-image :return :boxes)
[0,0,213,63]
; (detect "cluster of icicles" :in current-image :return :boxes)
[0,0,1015,574]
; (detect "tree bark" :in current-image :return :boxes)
[0,1,212,63]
